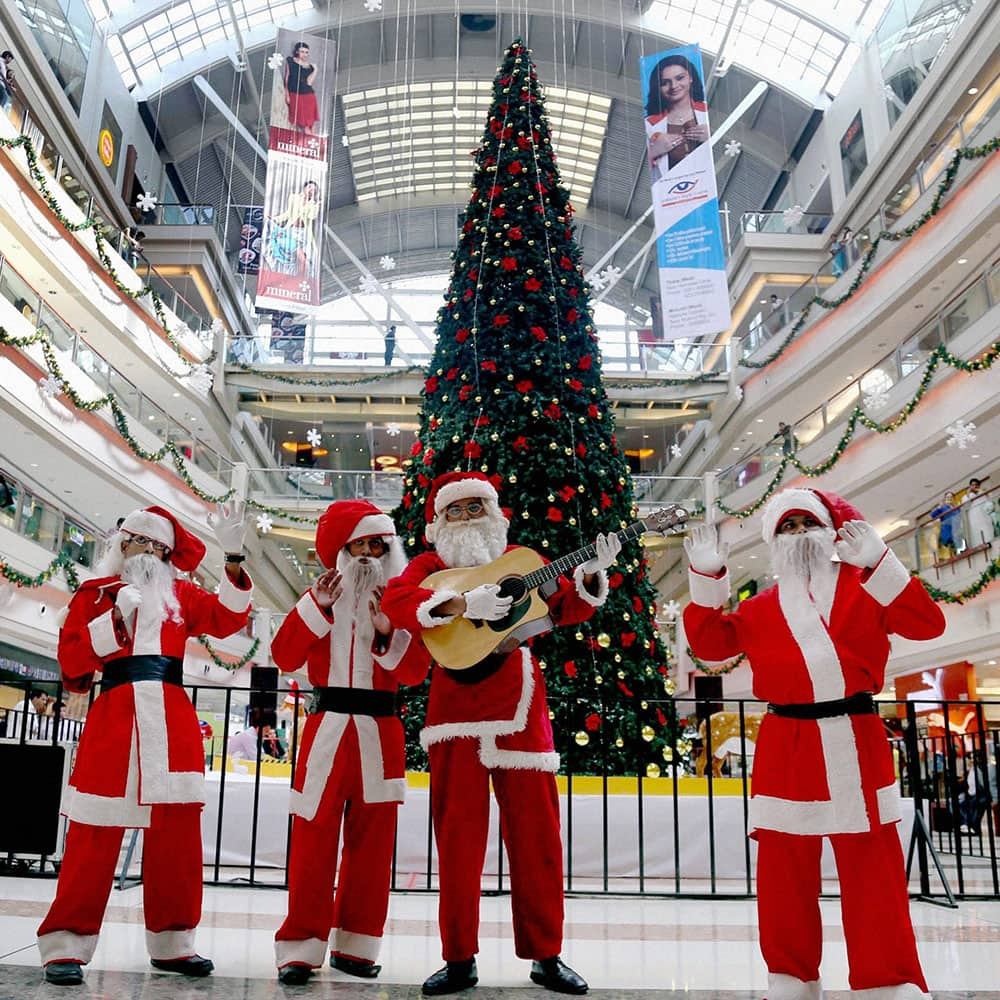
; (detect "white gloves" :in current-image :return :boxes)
[834,519,886,569]
[208,499,247,555]
[462,583,513,621]
[683,524,729,576]
[581,532,622,574]
[116,584,143,620]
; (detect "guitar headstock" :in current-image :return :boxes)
[641,505,689,535]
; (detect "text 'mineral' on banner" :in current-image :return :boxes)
[256,28,334,315]
[639,43,731,343]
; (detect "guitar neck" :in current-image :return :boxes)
[521,520,649,592]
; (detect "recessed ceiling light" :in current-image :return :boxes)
[759,299,767,304]
[972,453,981,458]
[968,87,979,95]
[172,391,181,397]
[756,418,764,423]
[30,462,38,468]
[147,414,155,421]
[989,660,997,665]
[749,555,757,559]
[845,374,853,380]
[957,257,968,264]
[732,446,740,451]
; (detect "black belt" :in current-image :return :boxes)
[101,656,184,692]
[767,691,878,720]
[312,687,397,717]
[444,651,507,685]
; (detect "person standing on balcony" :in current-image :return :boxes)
[0,51,16,114]
[272,500,429,985]
[964,478,996,547]
[683,488,945,1000]
[37,503,252,986]
[929,490,963,557]
[383,323,397,367]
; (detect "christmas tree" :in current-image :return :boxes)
[394,40,678,776]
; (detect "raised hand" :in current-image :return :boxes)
[683,523,729,575]
[310,568,342,609]
[369,590,391,636]
[462,583,513,622]
[208,499,247,555]
[834,520,886,569]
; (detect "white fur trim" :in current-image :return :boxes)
[877,782,903,825]
[332,929,382,962]
[355,714,407,803]
[133,599,164,656]
[767,971,822,1000]
[433,478,499,516]
[761,489,831,542]
[134,682,206,805]
[573,565,608,607]
[849,985,930,999]
[146,928,197,960]
[65,728,152,827]
[296,591,333,637]
[375,628,413,672]
[38,930,100,965]
[350,513,395,542]
[416,589,460,629]
[122,510,175,550]
[217,569,252,613]
[863,549,910,607]
[289,712,350,820]
[481,747,561,770]
[276,937,327,970]
[88,609,124,657]
[777,577,844,702]
[688,568,730,609]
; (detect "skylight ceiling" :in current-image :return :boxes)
[342,82,611,205]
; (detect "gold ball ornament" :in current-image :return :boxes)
[615,737,624,749]
[641,725,655,742]
[574,731,589,747]
[646,763,661,779]
[662,746,674,762]
[596,633,611,649]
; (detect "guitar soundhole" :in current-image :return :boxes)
[497,575,527,603]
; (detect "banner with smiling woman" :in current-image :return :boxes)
[640,43,731,342]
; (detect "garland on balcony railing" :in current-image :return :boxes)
[716,339,1000,519]
[0,134,213,371]
[740,136,1000,370]
[229,361,425,386]
[197,635,260,671]
[0,551,80,590]
[917,558,1000,604]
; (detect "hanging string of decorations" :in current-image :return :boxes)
[716,339,1000,519]
[0,134,213,371]
[686,647,747,675]
[0,551,80,590]
[197,635,260,671]
[917,558,1000,605]
[227,361,425,386]
[739,136,1000,370]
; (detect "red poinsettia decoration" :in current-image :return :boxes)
[515,379,533,393]
[464,441,481,459]
[508,161,522,175]
[559,485,576,502]
[563,660,577,678]
[494,314,510,327]
[632,595,644,613]
[575,443,587,458]
[584,713,602,732]
[424,376,438,393]
[524,277,542,291]
[410,440,423,456]
[509,227,523,240]
[456,328,470,343]
[547,507,563,522]
[620,632,637,648]
[577,354,592,369]
[481,360,497,372]
[512,436,529,452]
[608,571,624,589]
[501,257,517,271]
[530,326,547,341]
[459,385,474,401]
[543,403,561,420]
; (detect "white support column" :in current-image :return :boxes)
[726,336,742,388]
[703,472,718,526]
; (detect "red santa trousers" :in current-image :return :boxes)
[274,723,398,969]
[429,737,564,962]
[37,804,203,965]
[757,827,927,994]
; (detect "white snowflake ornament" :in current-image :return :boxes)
[724,139,741,158]
[597,264,622,289]
[670,442,682,458]
[782,204,804,229]
[39,374,63,397]
[306,427,322,448]
[185,364,214,394]
[379,255,397,271]
[267,52,285,71]
[660,599,681,622]
[385,423,401,437]
[256,513,274,534]
[341,134,350,147]
[359,274,379,294]
[945,420,977,450]
[863,388,890,413]
[451,105,461,118]
[588,270,606,291]
[135,192,158,214]
[363,0,383,11]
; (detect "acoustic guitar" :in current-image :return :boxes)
[421,505,688,670]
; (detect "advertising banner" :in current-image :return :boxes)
[238,207,263,274]
[640,43,731,341]
[255,28,334,314]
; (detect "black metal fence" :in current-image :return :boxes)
[3,675,999,902]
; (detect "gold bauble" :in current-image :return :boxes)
[617,670,625,679]
[595,675,603,684]
[596,632,611,649]
[641,725,655,742]
[615,737,624,748]
[646,763,661,779]
[575,631,584,641]
[662,746,674,762]
[575,731,590,746]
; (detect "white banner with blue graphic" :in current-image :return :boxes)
[640,43,731,341]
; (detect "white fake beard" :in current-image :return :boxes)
[121,553,181,624]
[433,513,508,568]
[335,551,387,648]
[770,527,839,614]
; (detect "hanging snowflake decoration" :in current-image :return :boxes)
[363,0,383,10]
[385,423,401,437]
[945,419,977,450]
[588,270,606,291]
[341,134,350,148]
[185,364,214,395]
[210,317,226,336]
[306,427,322,448]
[597,264,622,289]
[782,204,804,229]
[724,139,741,158]
[256,513,274,534]
[863,387,890,413]
[379,255,397,271]
[38,374,63,397]
[135,192,158,214]
[267,52,285,71]
[359,274,380,294]
[659,599,681,623]
[670,442,683,459]
[173,321,192,342]
[451,104,461,118]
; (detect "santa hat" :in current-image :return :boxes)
[760,488,864,542]
[120,506,206,572]
[424,471,500,543]
[316,499,396,569]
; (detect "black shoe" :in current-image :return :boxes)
[331,954,381,978]
[530,956,588,995]
[422,958,478,995]
[150,955,214,977]
[44,962,83,986]
[278,964,314,985]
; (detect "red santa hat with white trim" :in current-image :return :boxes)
[760,487,864,542]
[315,499,396,570]
[120,505,206,572]
[424,471,501,543]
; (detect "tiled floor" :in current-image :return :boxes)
[2,878,999,998]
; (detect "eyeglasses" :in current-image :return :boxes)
[444,501,486,520]
[127,533,170,553]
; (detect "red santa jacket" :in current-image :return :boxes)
[382,547,606,772]
[58,570,253,827]
[272,589,429,818]
[683,550,945,836]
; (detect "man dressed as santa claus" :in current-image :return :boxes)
[38,502,252,985]
[382,471,621,997]
[272,500,429,985]
[682,488,945,1000]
